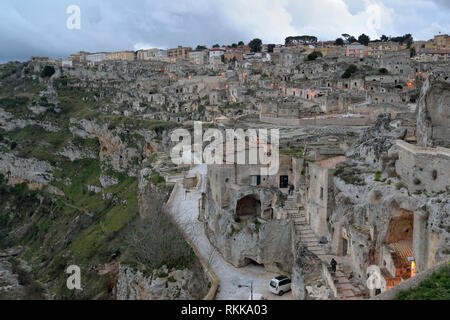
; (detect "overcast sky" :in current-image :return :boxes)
[0,0,449,63]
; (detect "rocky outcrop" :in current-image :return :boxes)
[291,246,323,300]
[0,108,59,132]
[58,142,97,161]
[204,187,294,272]
[347,113,406,168]
[69,119,139,174]
[0,152,53,186]
[115,264,207,300]
[416,76,450,148]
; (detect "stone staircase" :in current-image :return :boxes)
[285,195,326,257]
[286,194,367,300]
[331,262,365,300]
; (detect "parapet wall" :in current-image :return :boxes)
[395,140,450,193]
[260,115,370,126]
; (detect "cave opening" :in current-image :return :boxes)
[384,208,415,290]
[236,195,261,217]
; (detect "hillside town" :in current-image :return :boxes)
[0,31,449,301]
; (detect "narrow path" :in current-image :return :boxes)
[286,195,365,300]
[167,164,294,300]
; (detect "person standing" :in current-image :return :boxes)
[330,258,337,273]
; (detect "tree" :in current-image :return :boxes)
[40,65,55,78]
[348,36,357,44]
[231,43,238,48]
[379,68,389,74]
[285,35,317,46]
[342,33,351,40]
[358,34,370,46]
[410,47,417,58]
[212,44,220,48]
[380,34,389,42]
[342,64,358,78]
[390,33,413,46]
[196,45,207,51]
[406,37,414,49]
[307,51,323,61]
[267,44,276,53]
[335,38,344,46]
[248,38,262,53]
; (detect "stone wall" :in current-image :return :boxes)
[260,115,370,126]
[395,140,450,193]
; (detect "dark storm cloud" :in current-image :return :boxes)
[431,0,450,9]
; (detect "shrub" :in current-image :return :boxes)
[40,65,55,78]
[307,51,323,61]
[342,64,358,79]
[374,171,381,181]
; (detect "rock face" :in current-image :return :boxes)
[204,183,294,272]
[115,264,208,300]
[416,76,450,148]
[0,152,54,186]
[329,101,450,282]
[347,113,406,168]
[291,246,323,300]
[0,249,23,299]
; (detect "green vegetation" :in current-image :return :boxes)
[396,264,450,300]
[307,51,323,61]
[342,64,358,79]
[334,163,366,186]
[374,171,382,181]
[335,38,344,46]
[358,33,370,46]
[40,66,55,78]
[281,143,307,158]
[248,38,262,53]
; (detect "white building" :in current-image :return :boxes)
[86,52,108,63]
[62,59,73,67]
[209,48,225,58]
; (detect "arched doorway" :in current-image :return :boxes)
[236,195,261,217]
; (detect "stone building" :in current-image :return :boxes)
[305,156,346,238]
[108,51,136,61]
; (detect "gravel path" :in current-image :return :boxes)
[167,164,294,300]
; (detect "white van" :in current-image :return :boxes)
[269,275,291,296]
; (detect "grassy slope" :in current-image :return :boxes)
[0,63,202,300]
[396,264,450,300]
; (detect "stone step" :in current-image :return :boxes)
[303,242,320,247]
[343,296,364,300]
[299,234,317,239]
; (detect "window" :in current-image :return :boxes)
[320,187,324,200]
[250,175,261,186]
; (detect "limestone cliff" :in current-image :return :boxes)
[416,76,450,148]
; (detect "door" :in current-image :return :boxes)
[280,175,288,188]
[342,238,348,256]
